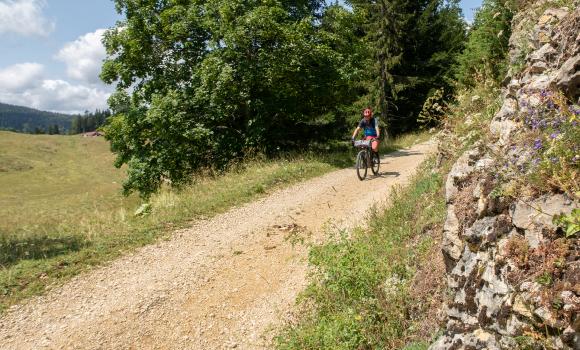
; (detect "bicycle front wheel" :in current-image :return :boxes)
[371,152,380,175]
[356,150,367,181]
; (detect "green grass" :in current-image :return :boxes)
[275,157,446,349]
[0,130,430,312]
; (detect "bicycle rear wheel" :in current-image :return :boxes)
[356,150,367,180]
[371,152,380,175]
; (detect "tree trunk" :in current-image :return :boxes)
[379,0,389,139]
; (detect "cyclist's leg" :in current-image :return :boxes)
[372,139,379,153]
[365,136,379,153]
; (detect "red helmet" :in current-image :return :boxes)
[363,108,372,117]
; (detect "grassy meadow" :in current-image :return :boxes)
[0,130,429,312]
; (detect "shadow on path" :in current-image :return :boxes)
[382,149,424,159]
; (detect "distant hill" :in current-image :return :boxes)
[0,102,73,133]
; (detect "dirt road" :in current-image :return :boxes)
[0,141,435,350]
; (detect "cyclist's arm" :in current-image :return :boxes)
[352,127,361,139]
[374,117,380,138]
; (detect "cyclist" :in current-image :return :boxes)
[351,107,380,153]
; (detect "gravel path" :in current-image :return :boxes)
[0,141,435,350]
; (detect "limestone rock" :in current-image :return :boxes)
[506,79,521,97]
[534,8,568,47]
[447,307,479,327]
[475,157,494,171]
[429,330,502,350]
[525,72,557,91]
[490,120,518,146]
[464,217,499,249]
[511,194,576,231]
[524,228,545,249]
[537,31,551,44]
[555,54,580,100]
[475,283,507,325]
[561,326,580,349]
[445,149,480,203]
[481,261,510,295]
[510,194,576,248]
[560,290,580,312]
[512,294,533,319]
[534,306,563,328]
[476,196,488,218]
[442,205,464,270]
[519,281,542,299]
[494,97,517,121]
[504,314,530,336]
[432,6,579,349]
[542,8,569,22]
[530,61,548,74]
[529,43,557,64]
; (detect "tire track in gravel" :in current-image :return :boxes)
[0,140,435,350]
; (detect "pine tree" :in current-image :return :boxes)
[349,0,411,135]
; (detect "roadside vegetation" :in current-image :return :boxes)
[0,130,427,312]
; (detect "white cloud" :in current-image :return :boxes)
[0,77,111,114]
[0,0,55,37]
[0,62,44,91]
[56,29,107,84]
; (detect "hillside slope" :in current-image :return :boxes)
[0,131,128,238]
[0,103,73,133]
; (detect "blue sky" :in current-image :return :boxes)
[0,0,482,114]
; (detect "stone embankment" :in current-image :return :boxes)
[431,4,579,350]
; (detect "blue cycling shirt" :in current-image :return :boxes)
[358,117,378,137]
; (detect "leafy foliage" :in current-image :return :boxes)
[69,110,111,134]
[101,0,466,197]
[417,88,447,128]
[553,209,580,238]
[102,0,366,197]
[455,0,513,86]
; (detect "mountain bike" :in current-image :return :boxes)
[353,138,380,180]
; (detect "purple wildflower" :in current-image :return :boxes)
[550,132,559,139]
[539,120,547,129]
[533,139,543,150]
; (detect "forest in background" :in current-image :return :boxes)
[0,102,111,135]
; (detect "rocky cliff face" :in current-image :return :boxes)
[431,4,579,350]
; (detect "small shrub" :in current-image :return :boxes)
[418,89,447,129]
[553,209,580,238]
